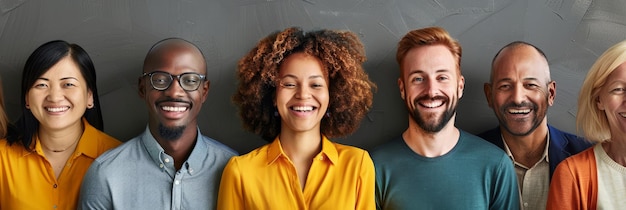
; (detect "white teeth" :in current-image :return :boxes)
[292,106,314,111]
[47,107,69,112]
[620,113,626,118]
[421,101,444,108]
[161,106,187,112]
[508,109,531,114]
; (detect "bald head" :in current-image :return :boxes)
[143,38,207,76]
[490,41,550,84]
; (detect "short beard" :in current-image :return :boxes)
[158,123,186,141]
[408,95,457,133]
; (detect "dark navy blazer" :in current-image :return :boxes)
[478,125,592,178]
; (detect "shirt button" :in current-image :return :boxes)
[53,184,58,188]
[53,205,57,209]
[174,180,180,185]
[159,164,164,168]
[164,158,170,163]
[189,168,194,173]
[318,157,324,160]
[523,202,528,207]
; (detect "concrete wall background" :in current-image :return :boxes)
[0,0,624,154]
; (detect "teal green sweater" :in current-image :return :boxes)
[371,130,520,210]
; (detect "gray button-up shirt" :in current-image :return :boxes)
[79,126,237,210]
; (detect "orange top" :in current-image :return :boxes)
[547,147,598,210]
[217,136,375,210]
[0,121,120,210]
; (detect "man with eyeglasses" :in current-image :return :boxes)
[79,38,237,210]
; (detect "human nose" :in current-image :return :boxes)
[295,85,312,99]
[425,79,440,97]
[163,77,186,97]
[46,85,64,102]
[511,84,526,104]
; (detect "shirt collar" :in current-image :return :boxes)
[75,119,102,159]
[266,135,338,165]
[501,131,551,164]
[141,126,204,173]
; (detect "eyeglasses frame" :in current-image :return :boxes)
[141,71,207,91]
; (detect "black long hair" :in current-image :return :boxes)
[6,40,103,149]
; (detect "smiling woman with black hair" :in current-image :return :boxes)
[0,40,120,210]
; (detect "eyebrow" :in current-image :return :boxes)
[495,77,541,83]
[407,69,451,75]
[606,79,626,86]
[37,77,79,81]
[281,74,324,80]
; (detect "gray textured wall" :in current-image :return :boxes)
[0,0,624,154]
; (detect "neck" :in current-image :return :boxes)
[603,138,626,166]
[152,125,198,170]
[403,118,459,157]
[500,124,548,167]
[279,129,322,162]
[38,121,84,153]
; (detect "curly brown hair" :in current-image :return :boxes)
[233,27,376,142]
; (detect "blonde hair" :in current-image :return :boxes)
[0,76,9,138]
[577,40,626,143]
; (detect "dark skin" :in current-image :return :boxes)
[138,39,210,170]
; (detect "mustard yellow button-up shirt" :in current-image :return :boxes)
[0,121,120,210]
[218,136,375,210]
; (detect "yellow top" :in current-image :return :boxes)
[217,136,375,210]
[0,120,121,210]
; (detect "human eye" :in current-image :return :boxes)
[63,82,76,88]
[411,76,423,83]
[181,74,200,86]
[525,83,540,89]
[33,83,48,89]
[497,84,511,90]
[32,79,49,89]
[437,75,449,81]
[151,73,170,85]
[311,82,325,89]
[282,82,296,89]
[611,87,626,94]
[279,78,298,89]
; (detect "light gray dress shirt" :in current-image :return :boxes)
[79,126,237,210]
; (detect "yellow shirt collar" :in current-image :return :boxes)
[267,135,338,165]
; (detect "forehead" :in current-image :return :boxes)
[605,62,626,83]
[278,52,326,78]
[42,56,84,79]
[492,45,549,80]
[144,43,206,74]
[401,45,457,75]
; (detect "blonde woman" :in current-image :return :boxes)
[547,40,626,209]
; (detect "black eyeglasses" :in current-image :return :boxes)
[142,71,206,91]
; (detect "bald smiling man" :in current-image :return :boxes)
[479,41,592,210]
[79,38,237,210]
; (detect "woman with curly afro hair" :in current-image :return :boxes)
[218,27,376,209]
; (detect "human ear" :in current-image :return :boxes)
[484,83,493,108]
[87,89,94,109]
[547,81,556,106]
[398,77,405,100]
